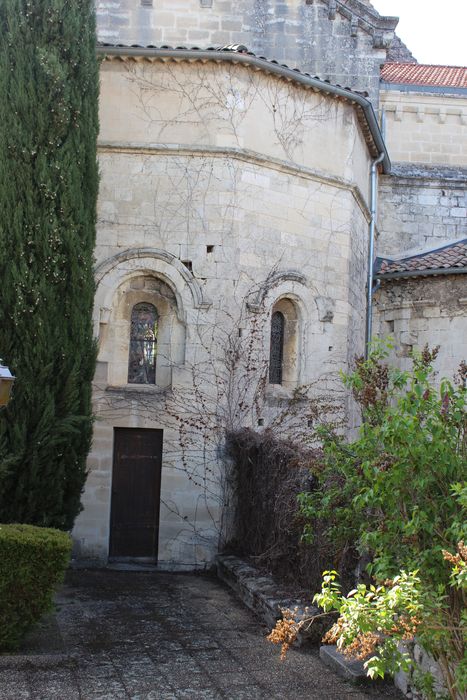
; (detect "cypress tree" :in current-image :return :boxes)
[0,0,98,529]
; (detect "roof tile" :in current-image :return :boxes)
[381,62,467,88]
[376,240,467,277]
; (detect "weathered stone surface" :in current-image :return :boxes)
[74,2,467,584]
[73,56,371,568]
[394,642,447,700]
[381,88,467,169]
[378,165,467,256]
[373,275,467,380]
[385,34,417,63]
[0,570,403,699]
[319,645,367,684]
[217,554,321,643]
[95,0,399,104]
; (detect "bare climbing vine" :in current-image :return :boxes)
[94,267,344,563]
[93,57,364,564]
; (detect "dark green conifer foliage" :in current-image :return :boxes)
[0,0,99,529]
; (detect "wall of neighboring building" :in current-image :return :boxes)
[72,56,373,566]
[95,0,397,104]
[378,86,467,257]
[373,275,467,381]
[378,165,467,256]
[381,88,467,167]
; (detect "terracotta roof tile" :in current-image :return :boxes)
[381,62,467,88]
[376,240,467,277]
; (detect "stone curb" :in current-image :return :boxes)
[319,645,367,685]
[216,554,321,644]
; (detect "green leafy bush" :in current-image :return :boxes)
[296,344,466,698]
[309,543,467,699]
[0,523,72,650]
[313,569,424,680]
[299,344,466,587]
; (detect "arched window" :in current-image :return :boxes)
[269,310,285,384]
[128,302,158,384]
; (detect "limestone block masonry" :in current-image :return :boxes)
[378,164,467,256]
[378,83,467,256]
[216,554,322,644]
[72,55,373,567]
[74,4,467,583]
[381,88,467,168]
[373,276,467,381]
[95,0,398,104]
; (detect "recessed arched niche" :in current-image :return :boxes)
[98,272,186,389]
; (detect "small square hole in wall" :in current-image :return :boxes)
[258,418,264,426]
[401,343,413,357]
[206,245,214,254]
[181,260,193,272]
[386,319,395,333]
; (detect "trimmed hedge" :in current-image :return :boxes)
[0,524,72,650]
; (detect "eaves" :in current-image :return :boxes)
[97,44,390,174]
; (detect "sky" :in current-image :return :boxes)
[371,0,467,66]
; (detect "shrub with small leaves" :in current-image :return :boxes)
[293,343,466,698]
[0,523,71,650]
[313,569,423,680]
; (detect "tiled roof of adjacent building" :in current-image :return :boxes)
[376,240,467,278]
[381,62,467,88]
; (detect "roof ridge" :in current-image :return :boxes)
[384,61,467,69]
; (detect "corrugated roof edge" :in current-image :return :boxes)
[96,43,390,174]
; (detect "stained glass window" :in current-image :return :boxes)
[127,303,158,384]
[269,310,285,384]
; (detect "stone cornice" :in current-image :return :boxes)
[97,142,372,222]
[306,0,399,47]
[97,46,390,172]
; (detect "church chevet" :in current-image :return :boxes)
[72,0,467,569]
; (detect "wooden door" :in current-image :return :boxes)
[109,428,163,559]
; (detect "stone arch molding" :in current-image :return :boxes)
[246,270,308,313]
[251,271,310,390]
[94,247,212,331]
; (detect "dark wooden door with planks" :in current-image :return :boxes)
[109,428,163,559]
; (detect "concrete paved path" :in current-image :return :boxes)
[0,571,403,700]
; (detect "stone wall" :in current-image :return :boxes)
[373,275,466,381]
[381,88,467,168]
[95,0,398,104]
[395,641,447,700]
[378,84,467,258]
[378,164,467,257]
[72,56,372,566]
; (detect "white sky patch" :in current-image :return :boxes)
[371,0,467,66]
